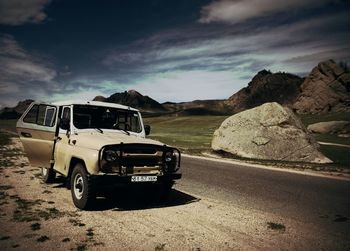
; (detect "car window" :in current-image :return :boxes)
[23,104,57,127]
[62,107,70,120]
[129,113,142,132]
[23,104,39,123]
[73,105,142,133]
[44,107,56,126]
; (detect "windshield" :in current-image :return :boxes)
[72,105,142,133]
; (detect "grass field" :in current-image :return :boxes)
[0,119,17,133]
[299,112,350,126]
[143,116,227,154]
[319,145,350,166]
[313,134,350,145]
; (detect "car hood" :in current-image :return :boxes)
[70,131,164,150]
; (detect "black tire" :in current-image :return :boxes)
[41,167,56,183]
[158,182,174,201]
[70,163,96,210]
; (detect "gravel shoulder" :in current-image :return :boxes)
[1,137,349,250]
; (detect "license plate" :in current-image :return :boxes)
[131,176,157,182]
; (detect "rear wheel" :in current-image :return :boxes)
[70,163,96,210]
[41,167,56,183]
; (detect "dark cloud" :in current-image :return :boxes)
[199,0,337,24]
[102,8,350,75]
[0,34,57,107]
[0,0,51,25]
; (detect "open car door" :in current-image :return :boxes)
[16,102,58,168]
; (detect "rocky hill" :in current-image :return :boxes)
[93,90,166,113]
[0,99,33,119]
[225,70,303,113]
[293,59,350,114]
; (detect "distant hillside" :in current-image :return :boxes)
[93,90,166,112]
[163,100,231,115]
[293,59,350,114]
[0,99,33,119]
[225,70,303,113]
[94,91,232,115]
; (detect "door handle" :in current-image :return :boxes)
[21,132,32,138]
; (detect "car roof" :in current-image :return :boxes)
[41,100,139,112]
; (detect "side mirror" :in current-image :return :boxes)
[60,117,70,130]
[144,125,151,135]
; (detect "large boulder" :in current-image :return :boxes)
[307,121,350,134]
[212,102,332,163]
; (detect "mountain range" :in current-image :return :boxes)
[0,99,34,119]
[93,59,350,115]
[1,59,349,119]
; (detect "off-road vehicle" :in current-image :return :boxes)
[16,101,181,210]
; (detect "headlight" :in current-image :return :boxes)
[165,151,173,162]
[104,150,118,162]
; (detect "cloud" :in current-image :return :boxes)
[0,0,51,25]
[199,0,336,24]
[97,8,350,102]
[104,10,350,74]
[0,34,57,107]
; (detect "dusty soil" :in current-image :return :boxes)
[0,138,331,251]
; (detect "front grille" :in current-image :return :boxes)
[99,143,180,175]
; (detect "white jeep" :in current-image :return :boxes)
[16,100,181,210]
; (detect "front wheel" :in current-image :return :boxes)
[70,163,96,210]
[152,181,174,202]
[41,167,56,183]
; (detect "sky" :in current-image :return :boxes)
[0,0,349,108]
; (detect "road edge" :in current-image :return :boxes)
[183,153,350,181]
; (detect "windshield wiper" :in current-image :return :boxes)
[94,128,103,134]
[112,123,130,136]
[120,129,130,136]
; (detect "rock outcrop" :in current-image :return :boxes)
[94,90,166,113]
[307,121,350,134]
[293,60,350,113]
[212,102,332,163]
[93,95,106,102]
[225,70,303,113]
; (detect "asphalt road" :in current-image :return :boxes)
[177,156,350,248]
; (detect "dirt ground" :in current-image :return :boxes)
[0,137,341,251]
